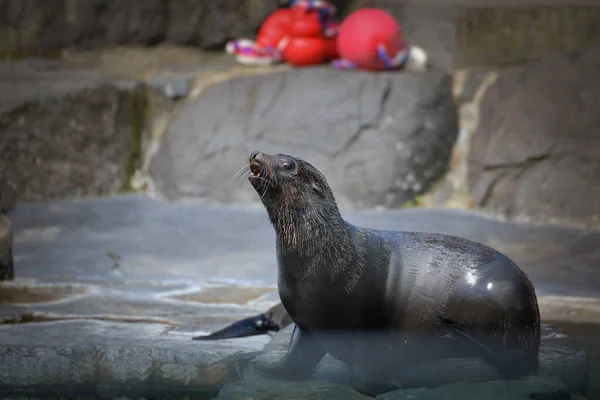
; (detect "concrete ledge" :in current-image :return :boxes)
[0,320,269,397]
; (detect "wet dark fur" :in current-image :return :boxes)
[244,152,541,395]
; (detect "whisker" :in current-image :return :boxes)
[260,171,276,199]
[260,182,269,199]
[235,169,251,183]
[232,163,250,181]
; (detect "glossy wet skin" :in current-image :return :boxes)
[245,151,541,395]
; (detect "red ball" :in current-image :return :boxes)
[289,7,326,38]
[283,37,327,66]
[256,8,293,48]
[323,37,339,61]
[337,8,404,71]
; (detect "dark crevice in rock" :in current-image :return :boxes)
[332,78,392,159]
[476,153,554,210]
[482,153,553,171]
[478,170,509,208]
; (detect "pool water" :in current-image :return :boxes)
[551,321,600,400]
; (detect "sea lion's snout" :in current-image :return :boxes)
[250,151,261,162]
[248,151,265,180]
[248,151,275,192]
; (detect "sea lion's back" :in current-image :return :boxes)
[380,230,539,327]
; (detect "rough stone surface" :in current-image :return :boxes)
[0,214,12,280]
[0,59,174,203]
[455,6,600,68]
[218,374,372,400]
[149,67,459,209]
[0,319,269,396]
[254,323,588,395]
[376,1,458,74]
[0,180,16,214]
[0,0,279,56]
[467,44,600,228]
[376,376,569,400]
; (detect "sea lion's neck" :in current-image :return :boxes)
[266,201,351,258]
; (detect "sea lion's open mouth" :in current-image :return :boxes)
[249,162,263,180]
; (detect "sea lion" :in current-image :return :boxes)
[227,151,541,395]
[192,303,291,340]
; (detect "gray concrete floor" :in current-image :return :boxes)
[2,193,600,397]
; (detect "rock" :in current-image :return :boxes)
[0,0,280,56]
[145,75,192,100]
[0,180,16,213]
[198,0,280,50]
[455,6,600,68]
[218,374,372,400]
[467,44,600,228]
[149,67,459,209]
[0,59,174,203]
[375,1,458,74]
[253,323,588,395]
[0,319,267,397]
[376,376,570,400]
[0,214,13,280]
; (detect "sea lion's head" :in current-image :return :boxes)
[246,151,342,237]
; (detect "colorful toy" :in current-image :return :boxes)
[225,8,292,66]
[283,0,339,66]
[332,8,428,72]
[226,0,339,67]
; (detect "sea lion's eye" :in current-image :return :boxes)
[281,160,295,171]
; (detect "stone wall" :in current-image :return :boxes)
[0,0,279,57]
[0,58,175,204]
[455,5,600,68]
[2,0,599,230]
[466,44,600,228]
[420,5,600,228]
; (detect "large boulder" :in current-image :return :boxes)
[0,59,174,203]
[467,44,600,228]
[0,0,279,57]
[149,67,459,209]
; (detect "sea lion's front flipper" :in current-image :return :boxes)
[192,313,280,341]
[253,324,326,379]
